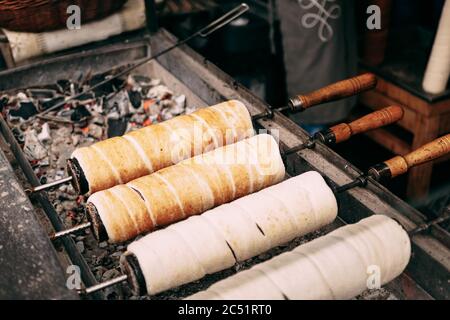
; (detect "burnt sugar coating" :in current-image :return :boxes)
[87,134,286,243]
[123,171,338,296]
[187,215,411,300]
[69,100,254,195]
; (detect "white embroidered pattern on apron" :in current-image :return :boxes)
[298,0,341,42]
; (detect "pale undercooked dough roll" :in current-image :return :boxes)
[88,134,285,243]
[187,215,411,300]
[69,100,253,194]
[120,171,337,295]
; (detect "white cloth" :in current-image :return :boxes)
[3,0,146,63]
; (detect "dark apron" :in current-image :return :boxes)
[276,0,358,125]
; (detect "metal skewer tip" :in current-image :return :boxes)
[80,275,128,295]
[28,176,73,193]
[50,222,92,241]
[198,3,249,37]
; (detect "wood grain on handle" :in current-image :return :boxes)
[329,106,404,143]
[291,73,377,111]
[385,133,450,178]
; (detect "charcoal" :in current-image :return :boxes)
[87,123,103,140]
[163,95,185,116]
[144,99,161,116]
[2,70,199,300]
[16,92,28,101]
[11,127,25,144]
[111,252,122,258]
[90,74,124,97]
[76,241,85,253]
[37,123,52,144]
[41,96,65,111]
[91,116,105,126]
[130,113,147,125]
[71,134,81,147]
[40,176,47,185]
[185,105,197,114]
[130,75,152,87]
[106,91,131,116]
[0,95,8,113]
[56,79,71,94]
[161,107,174,121]
[149,79,161,87]
[70,105,91,122]
[174,94,186,111]
[77,92,95,102]
[9,101,38,120]
[102,269,121,281]
[27,89,56,100]
[89,101,104,115]
[56,108,74,118]
[147,85,173,100]
[89,74,111,96]
[23,129,48,161]
[75,72,87,85]
[107,118,128,138]
[128,90,142,109]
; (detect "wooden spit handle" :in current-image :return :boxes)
[328,106,404,143]
[288,73,377,112]
[371,133,450,179]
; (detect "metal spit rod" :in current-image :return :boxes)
[49,222,92,240]
[30,72,379,194]
[27,176,73,193]
[335,133,450,194]
[80,275,128,295]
